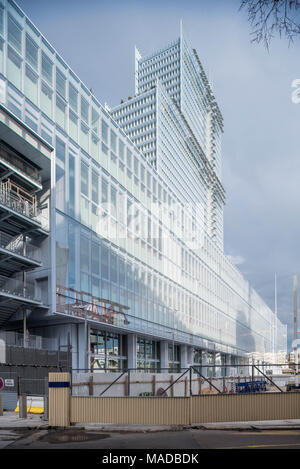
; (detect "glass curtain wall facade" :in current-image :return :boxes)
[0,1,287,371]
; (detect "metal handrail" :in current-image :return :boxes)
[0,273,40,301]
[0,181,48,230]
[0,182,37,219]
[0,231,41,262]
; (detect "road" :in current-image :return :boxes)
[2,427,300,450]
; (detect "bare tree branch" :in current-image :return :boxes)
[240,0,300,48]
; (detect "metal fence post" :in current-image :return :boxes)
[43,396,49,421]
[43,376,48,421]
[19,395,27,419]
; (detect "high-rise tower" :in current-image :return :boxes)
[112,25,224,249]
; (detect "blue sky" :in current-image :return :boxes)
[17,0,300,350]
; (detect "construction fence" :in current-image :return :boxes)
[49,372,300,427]
[0,344,71,411]
[70,364,295,398]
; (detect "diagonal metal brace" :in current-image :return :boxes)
[99,371,127,396]
[192,366,222,394]
[253,365,283,393]
[162,368,190,395]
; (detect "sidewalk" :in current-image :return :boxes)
[1,411,300,432]
[0,412,48,429]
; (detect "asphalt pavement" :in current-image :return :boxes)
[1,412,300,450]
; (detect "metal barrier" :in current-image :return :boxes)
[70,364,298,398]
[49,372,300,427]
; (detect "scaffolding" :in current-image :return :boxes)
[56,285,130,327]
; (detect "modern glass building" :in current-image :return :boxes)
[0,0,287,374]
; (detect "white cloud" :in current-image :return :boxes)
[227,254,245,266]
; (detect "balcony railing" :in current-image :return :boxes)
[0,274,41,302]
[0,180,37,218]
[0,180,49,231]
[0,330,57,350]
[0,146,42,185]
[0,231,41,263]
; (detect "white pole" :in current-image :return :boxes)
[293,275,298,386]
[275,272,277,316]
[274,272,277,357]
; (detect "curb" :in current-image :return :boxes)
[0,423,300,433]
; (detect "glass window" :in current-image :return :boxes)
[110,252,118,283]
[8,15,22,53]
[92,171,99,204]
[25,34,38,70]
[81,96,89,123]
[41,82,52,118]
[24,65,38,105]
[25,109,38,132]
[0,6,4,36]
[56,68,66,98]
[193,349,202,364]
[56,95,66,130]
[168,344,180,371]
[140,164,145,183]
[127,263,133,290]
[80,122,89,152]
[68,224,76,287]
[69,110,78,142]
[119,140,125,161]
[7,47,22,89]
[90,330,123,371]
[91,242,100,276]
[134,156,139,177]
[111,130,117,153]
[80,196,89,226]
[56,164,65,212]
[147,171,151,190]
[7,90,22,118]
[101,178,108,205]
[92,108,99,134]
[137,338,160,372]
[81,161,89,196]
[0,39,3,73]
[119,257,126,287]
[101,245,109,280]
[102,119,108,144]
[91,203,98,234]
[41,125,52,144]
[127,198,133,228]
[69,153,75,217]
[56,137,65,164]
[69,83,78,112]
[80,235,90,272]
[111,185,117,218]
[91,133,99,161]
[42,52,53,86]
[127,149,132,169]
